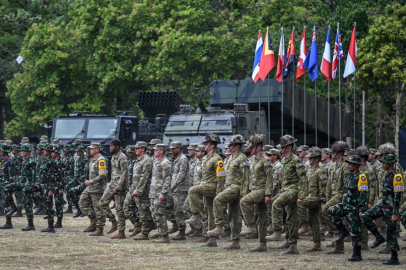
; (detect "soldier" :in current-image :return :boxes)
[323,141,349,254]
[267,135,305,255]
[10,144,24,217]
[102,139,129,239]
[148,139,162,157]
[72,139,84,162]
[33,143,45,215]
[0,144,16,229]
[240,134,272,252]
[131,141,153,240]
[186,133,224,248]
[297,147,324,252]
[320,148,332,235]
[184,143,200,236]
[327,155,367,262]
[208,134,249,250]
[51,145,66,228]
[361,153,401,265]
[262,144,274,156]
[79,142,110,236]
[62,145,75,214]
[296,145,310,235]
[68,145,87,218]
[265,148,282,234]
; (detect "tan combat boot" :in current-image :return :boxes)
[266,230,283,241]
[282,244,299,254]
[276,241,290,249]
[307,242,322,252]
[298,224,310,236]
[106,220,118,234]
[200,237,217,247]
[133,233,149,240]
[167,221,178,234]
[267,225,274,235]
[83,217,97,232]
[361,242,369,251]
[186,227,196,236]
[250,242,267,252]
[89,226,103,236]
[152,235,170,243]
[111,230,126,239]
[194,236,209,243]
[240,225,257,236]
[172,229,186,240]
[223,239,240,250]
[191,228,202,237]
[129,225,142,237]
[208,226,224,237]
[244,233,259,239]
[185,214,201,225]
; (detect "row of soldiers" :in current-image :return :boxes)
[0,133,405,265]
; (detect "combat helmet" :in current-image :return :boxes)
[305,147,322,158]
[331,141,349,153]
[229,134,246,145]
[279,135,297,147]
[202,133,220,144]
[263,144,274,152]
[380,153,397,164]
[376,143,397,156]
[355,146,369,156]
[297,145,310,153]
[249,134,266,145]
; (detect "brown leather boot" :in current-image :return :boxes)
[129,226,142,237]
[150,233,160,239]
[244,233,258,239]
[172,229,186,240]
[223,240,240,250]
[150,220,157,231]
[191,228,202,237]
[298,224,310,236]
[167,221,178,234]
[282,244,299,254]
[83,217,97,232]
[106,220,118,234]
[111,230,126,239]
[208,225,224,237]
[194,236,209,243]
[89,226,103,236]
[186,227,196,236]
[250,242,267,252]
[152,235,170,243]
[307,242,322,252]
[134,233,149,240]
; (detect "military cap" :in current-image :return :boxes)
[297,145,310,153]
[380,153,397,164]
[73,139,83,145]
[322,148,332,155]
[37,143,44,151]
[276,144,281,150]
[84,146,90,153]
[21,137,30,144]
[263,144,274,152]
[0,144,11,153]
[195,144,206,152]
[331,141,349,153]
[202,133,220,144]
[229,134,245,144]
[126,145,136,154]
[40,135,48,140]
[267,149,280,156]
[12,144,21,151]
[52,139,61,145]
[369,148,376,154]
[89,142,102,149]
[305,147,322,158]
[135,141,148,149]
[187,143,199,150]
[249,134,266,145]
[148,139,162,145]
[279,135,297,147]
[345,155,363,165]
[52,145,62,153]
[63,144,73,151]
[355,146,369,156]
[42,143,54,152]
[21,143,31,152]
[4,140,13,146]
[169,141,182,149]
[153,143,166,150]
[75,145,85,152]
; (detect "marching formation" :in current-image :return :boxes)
[0,134,405,265]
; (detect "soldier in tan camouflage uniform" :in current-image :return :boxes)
[208,134,249,250]
[296,145,311,235]
[186,133,224,248]
[240,134,273,252]
[266,148,282,234]
[267,135,306,254]
[103,140,128,239]
[132,141,153,240]
[79,142,109,236]
[150,144,172,243]
[320,148,332,234]
[123,145,140,234]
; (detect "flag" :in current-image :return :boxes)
[320,27,331,82]
[251,31,263,82]
[302,28,319,82]
[343,24,357,78]
[283,29,295,81]
[276,30,286,83]
[16,56,24,64]
[258,27,276,80]
[332,27,344,79]
[296,28,306,82]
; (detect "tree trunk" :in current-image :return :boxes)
[395,83,405,150]
[376,97,382,148]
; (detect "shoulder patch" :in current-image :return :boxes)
[358,174,368,192]
[298,163,304,167]
[98,160,107,176]
[216,161,226,177]
[243,162,249,167]
[393,174,404,193]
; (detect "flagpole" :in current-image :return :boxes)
[268,74,271,144]
[281,27,284,137]
[328,82,330,146]
[315,80,318,146]
[257,30,261,134]
[303,26,306,145]
[292,26,295,137]
[338,23,342,141]
[362,89,365,146]
[353,22,356,148]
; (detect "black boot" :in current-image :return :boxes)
[41,221,55,233]
[348,245,362,261]
[5,201,18,218]
[12,208,23,217]
[0,216,13,229]
[21,219,35,231]
[73,203,82,218]
[383,249,400,265]
[63,205,73,214]
[370,229,386,249]
[54,217,63,228]
[335,223,350,242]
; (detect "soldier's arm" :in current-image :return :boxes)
[359,190,367,213]
[296,161,307,198]
[30,160,36,182]
[325,173,332,200]
[116,156,128,191]
[161,162,171,194]
[318,170,326,202]
[172,157,188,191]
[393,189,402,215]
[367,172,376,206]
[240,161,250,197]
[90,160,107,185]
[136,159,152,196]
[264,162,274,196]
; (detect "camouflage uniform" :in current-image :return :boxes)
[53,154,66,219]
[38,151,59,223]
[296,146,310,229]
[266,150,282,226]
[68,151,87,206]
[20,153,37,221]
[1,153,16,215]
[122,146,139,228]
[61,150,74,207]
[100,150,127,229]
[149,144,172,237]
[79,146,109,228]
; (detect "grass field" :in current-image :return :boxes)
[0,213,405,270]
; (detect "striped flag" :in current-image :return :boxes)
[252,31,263,82]
[343,24,357,78]
[320,27,331,82]
[276,29,286,83]
[295,28,306,82]
[332,27,343,79]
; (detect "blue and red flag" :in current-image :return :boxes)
[302,27,319,82]
[283,29,295,81]
[320,27,331,82]
[332,27,344,79]
[252,31,263,83]
[258,27,276,80]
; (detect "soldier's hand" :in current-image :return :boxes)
[159,194,165,201]
[265,196,271,204]
[113,189,118,195]
[48,190,54,196]
[391,214,398,223]
[133,190,139,196]
[297,199,303,204]
[59,190,63,194]
[85,180,91,186]
[368,204,373,209]
[321,203,325,208]
[359,212,364,217]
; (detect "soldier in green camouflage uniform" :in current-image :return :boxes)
[327,155,367,262]
[107,139,129,239]
[186,133,225,248]
[51,145,66,228]
[9,144,24,217]
[123,145,140,234]
[62,144,74,214]
[208,134,249,250]
[0,144,16,229]
[130,141,153,240]
[267,135,306,255]
[361,153,402,265]
[240,134,272,252]
[79,142,110,236]
[149,144,172,243]
[298,147,324,252]
[68,145,87,218]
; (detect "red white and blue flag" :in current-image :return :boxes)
[295,28,306,82]
[332,27,343,79]
[320,27,331,82]
[258,27,276,80]
[252,31,263,82]
[283,29,295,81]
[276,29,286,83]
[343,24,357,78]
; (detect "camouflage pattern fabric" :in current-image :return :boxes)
[38,156,58,222]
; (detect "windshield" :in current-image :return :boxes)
[54,119,85,139]
[87,119,118,139]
